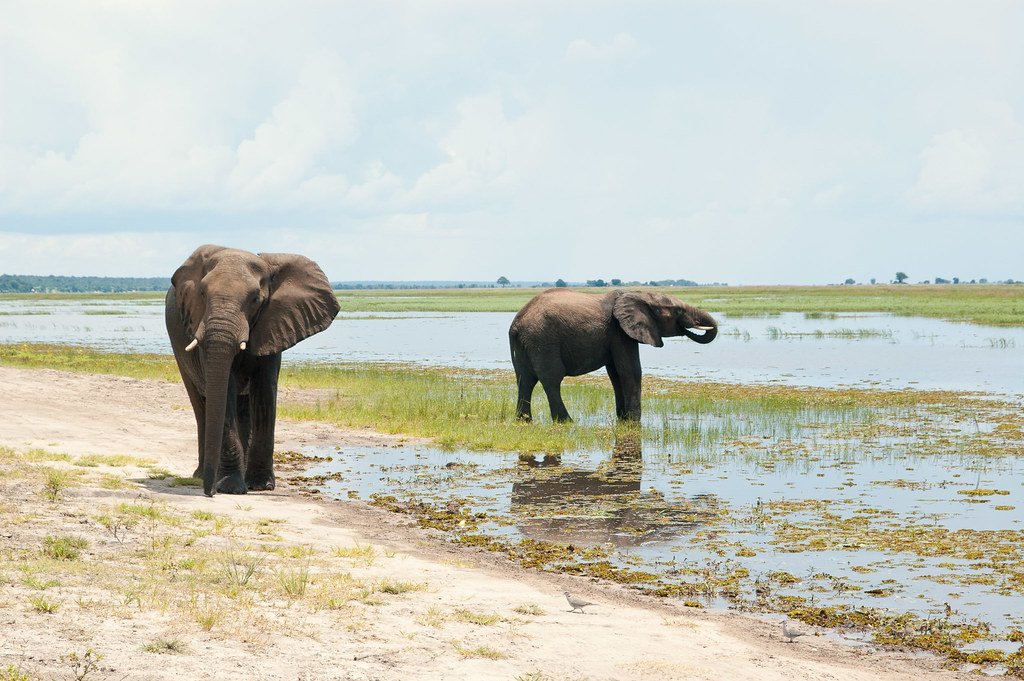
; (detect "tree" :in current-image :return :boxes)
[610,278,622,287]
[844,278,855,285]
[555,278,568,288]
[496,276,510,287]
[895,272,908,284]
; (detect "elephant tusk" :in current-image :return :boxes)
[185,338,199,352]
[239,341,246,351]
[694,326,715,331]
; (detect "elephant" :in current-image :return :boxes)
[508,288,718,422]
[165,245,340,496]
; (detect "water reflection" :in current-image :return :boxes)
[513,431,720,549]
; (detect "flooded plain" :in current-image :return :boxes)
[3,295,1024,654]
[3,296,1024,393]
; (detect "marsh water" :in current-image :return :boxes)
[3,296,1024,645]
[3,297,1024,393]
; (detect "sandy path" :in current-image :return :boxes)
[0,366,973,680]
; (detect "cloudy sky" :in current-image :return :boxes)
[1,1,1021,285]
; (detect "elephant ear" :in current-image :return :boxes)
[612,292,664,347]
[170,244,225,339]
[248,252,340,356]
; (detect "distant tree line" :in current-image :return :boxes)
[839,273,1013,286]
[0,274,171,293]
[583,278,721,287]
[334,281,503,290]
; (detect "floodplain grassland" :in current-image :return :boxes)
[330,284,1024,326]
[3,282,1021,324]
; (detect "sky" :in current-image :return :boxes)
[1,1,1022,286]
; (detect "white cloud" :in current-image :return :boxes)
[226,51,359,206]
[909,101,1024,213]
[409,90,546,207]
[565,33,638,61]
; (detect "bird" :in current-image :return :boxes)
[782,620,807,643]
[564,590,597,614]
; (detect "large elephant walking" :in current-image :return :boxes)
[165,245,339,496]
[509,288,717,422]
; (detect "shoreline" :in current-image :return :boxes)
[0,365,978,680]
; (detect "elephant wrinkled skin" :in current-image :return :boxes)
[165,245,339,496]
[509,288,717,422]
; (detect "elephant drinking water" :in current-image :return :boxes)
[509,288,717,422]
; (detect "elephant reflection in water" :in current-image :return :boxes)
[510,431,719,548]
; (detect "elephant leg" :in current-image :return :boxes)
[245,353,281,491]
[215,377,248,494]
[515,368,538,421]
[540,377,572,423]
[236,393,252,458]
[178,374,207,480]
[610,340,642,421]
[606,364,627,419]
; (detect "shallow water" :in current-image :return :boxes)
[301,422,1024,636]
[3,297,1024,394]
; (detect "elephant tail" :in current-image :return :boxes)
[508,325,525,375]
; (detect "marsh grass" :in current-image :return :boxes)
[0,343,976,457]
[331,284,1024,325]
[0,342,179,381]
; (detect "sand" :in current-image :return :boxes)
[0,365,974,680]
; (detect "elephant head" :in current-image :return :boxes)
[168,244,339,496]
[611,291,718,347]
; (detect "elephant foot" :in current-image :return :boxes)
[216,471,248,495]
[246,470,276,491]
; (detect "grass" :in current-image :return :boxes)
[0,342,994,459]
[451,640,505,659]
[40,467,75,500]
[42,535,88,561]
[28,594,61,613]
[454,609,501,625]
[141,639,187,654]
[329,283,1024,326]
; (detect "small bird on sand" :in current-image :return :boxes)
[782,620,807,643]
[564,591,596,614]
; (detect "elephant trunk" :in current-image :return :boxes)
[682,323,718,344]
[201,338,236,497]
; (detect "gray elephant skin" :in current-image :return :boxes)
[165,245,339,496]
[509,288,717,422]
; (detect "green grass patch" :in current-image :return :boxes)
[42,535,88,561]
[0,342,179,381]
